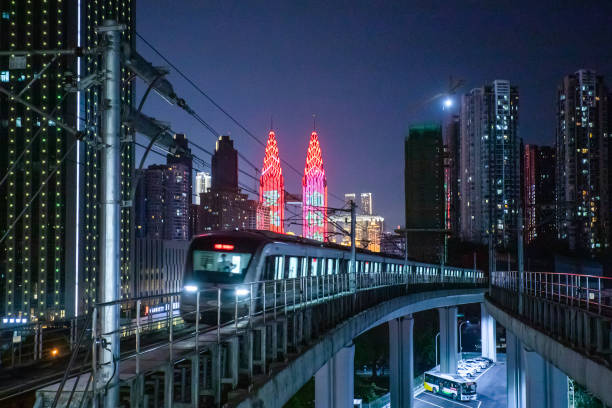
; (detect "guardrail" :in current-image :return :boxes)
[491,271,612,317]
[489,270,612,377]
[82,267,485,406]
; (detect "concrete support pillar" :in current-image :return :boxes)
[315,344,355,408]
[438,306,458,374]
[480,303,497,362]
[506,331,526,408]
[523,349,568,408]
[164,364,174,408]
[190,354,199,408]
[389,315,414,408]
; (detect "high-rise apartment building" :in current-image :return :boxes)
[443,114,461,236]
[194,172,211,205]
[460,80,520,247]
[524,145,556,244]
[344,192,373,215]
[134,160,191,241]
[556,70,610,253]
[0,2,134,322]
[360,193,373,215]
[405,124,444,262]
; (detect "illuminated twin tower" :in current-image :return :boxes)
[257,130,328,241]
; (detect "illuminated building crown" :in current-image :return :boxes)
[302,131,327,241]
[258,131,285,233]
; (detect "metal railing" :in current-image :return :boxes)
[491,271,612,317]
[84,266,484,404]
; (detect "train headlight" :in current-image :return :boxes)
[235,288,249,297]
[184,285,199,293]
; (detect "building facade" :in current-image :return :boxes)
[556,70,610,253]
[131,238,188,300]
[524,145,556,244]
[330,214,384,252]
[135,160,191,241]
[302,131,327,241]
[360,193,372,216]
[443,114,461,236]
[460,80,520,247]
[194,171,211,205]
[404,124,444,262]
[333,193,383,251]
[0,1,135,322]
[380,232,406,257]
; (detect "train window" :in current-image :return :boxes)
[263,257,275,281]
[365,262,370,274]
[288,257,299,279]
[311,258,318,276]
[274,256,285,280]
[301,258,308,277]
[327,258,334,275]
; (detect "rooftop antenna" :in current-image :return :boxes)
[313,113,316,132]
[270,115,274,132]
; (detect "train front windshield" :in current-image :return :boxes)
[193,250,252,276]
[184,237,259,286]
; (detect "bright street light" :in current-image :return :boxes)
[443,97,453,109]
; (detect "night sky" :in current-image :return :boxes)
[136,0,612,230]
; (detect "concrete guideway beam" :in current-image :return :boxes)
[523,347,568,408]
[235,289,485,408]
[506,331,526,408]
[315,344,355,408]
[389,315,414,408]
[438,306,458,374]
[480,302,497,362]
[486,299,612,407]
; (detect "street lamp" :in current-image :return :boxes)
[435,332,440,367]
[443,97,453,109]
[459,320,470,360]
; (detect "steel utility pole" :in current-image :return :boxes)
[96,19,124,407]
[350,200,357,290]
[517,212,524,314]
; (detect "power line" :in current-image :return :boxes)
[0,142,78,244]
[135,32,345,204]
[0,90,73,187]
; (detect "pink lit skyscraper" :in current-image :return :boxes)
[302,131,328,241]
[258,131,285,233]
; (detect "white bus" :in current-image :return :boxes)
[424,368,477,401]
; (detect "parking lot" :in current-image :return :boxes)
[414,356,507,408]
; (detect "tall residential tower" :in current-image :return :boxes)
[460,80,520,247]
[556,70,610,253]
[0,1,135,322]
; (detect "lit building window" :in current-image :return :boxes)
[0,71,9,82]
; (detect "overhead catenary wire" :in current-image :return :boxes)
[135,32,345,204]
[0,90,72,187]
[135,140,258,197]
[0,141,78,245]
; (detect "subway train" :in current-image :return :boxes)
[179,230,478,323]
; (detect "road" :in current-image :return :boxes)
[414,357,507,408]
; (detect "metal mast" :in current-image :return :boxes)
[96,19,124,407]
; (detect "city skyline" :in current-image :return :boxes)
[136,1,612,230]
[1,3,612,407]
